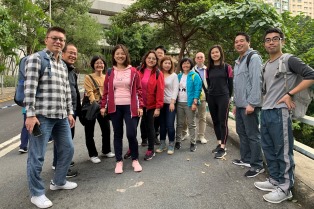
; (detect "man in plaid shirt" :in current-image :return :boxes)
[24,26,77,209]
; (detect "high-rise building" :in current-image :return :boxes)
[289,0,314,18]
[264,0,314,18]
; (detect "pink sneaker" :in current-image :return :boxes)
[115,161,123,174]
[132,160,142,172]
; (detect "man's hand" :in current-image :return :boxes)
[25,116,40,134]
[68,115,75,128]
[277,94,296,110]
[245,104,254,115]
[232,106,236,116]
[154,109,160,117]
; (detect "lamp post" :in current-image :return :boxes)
[49,0,51,27]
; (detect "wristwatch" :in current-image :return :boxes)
[287,92,293,97]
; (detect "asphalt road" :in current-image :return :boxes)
[0,101,22,143]
[0,111,302,209]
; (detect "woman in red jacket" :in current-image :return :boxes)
[138,50,165,161]
[100,44,143,174]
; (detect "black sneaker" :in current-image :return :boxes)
[215,148,226,159]
[244,168,265,178]
[18,147,28,153]
[123,149,131,159]
[190,143,197,152]
[144,150,155,161]
[70,161,75,167]
[66,169,78,178]
[175,142,181,150]
[212,144,221,153]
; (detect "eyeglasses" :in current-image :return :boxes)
[95,62,104,65]
[47,37,66,43]
[146,57,157,61]
[264,36,282,43]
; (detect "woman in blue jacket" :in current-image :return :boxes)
[175,58,202,152]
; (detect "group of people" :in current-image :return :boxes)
[21,26,314,209]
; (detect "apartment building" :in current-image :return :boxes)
[264,0,314,18]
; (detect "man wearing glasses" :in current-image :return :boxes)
[24,26,77,208]
[254,28,314,203]
[232,32,264,178]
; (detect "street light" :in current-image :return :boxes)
[49,0,51,27]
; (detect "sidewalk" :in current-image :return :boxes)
[206,113,314,209]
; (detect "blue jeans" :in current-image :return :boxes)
[110,105,139,161]
[53,113,76,167]
[261,108,295,194]
[159,103,176,143]
[235,107,263,169]
[20,113,28,149]
[27,115,74,196]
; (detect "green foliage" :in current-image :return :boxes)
[194,0,282,63]
[2,0,49,55]
[112,0,213,60]
[0,4,17,73]
[281,12,314,68]
[41,0,105,58]
[105,23,155,66]
[2,75,16,87]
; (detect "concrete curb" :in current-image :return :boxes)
[206,112,314,209]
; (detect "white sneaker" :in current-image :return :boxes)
[90,156,101,164]
[254,179,277,192]
[182,133,189,141]
[51,166,55,170]
[31,195,53,208]
[198,137,207,144]
[263,187,293,203]
[103,152,115,158]
[50,180,78,190]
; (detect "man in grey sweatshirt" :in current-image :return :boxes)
[232,32,264,178]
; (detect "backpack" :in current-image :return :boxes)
[14,50,51,107]
[265,53,314,119]
[106,67,160,79]
[246,50,259,68]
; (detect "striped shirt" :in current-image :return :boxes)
[24,49,73,118]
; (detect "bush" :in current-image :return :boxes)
[2,75,16,87]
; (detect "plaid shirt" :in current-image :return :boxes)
[24,49,73,118]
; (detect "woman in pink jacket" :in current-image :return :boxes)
[100,44,143,174]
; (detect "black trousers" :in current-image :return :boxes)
[207,94,230,145]
[140,107,156,151]
[84,113,111,157]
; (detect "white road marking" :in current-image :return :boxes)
[0,134,20,149]
[0,141,20,158]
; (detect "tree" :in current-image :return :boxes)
[281,12,314,68]
[194,0,282,62]
[112,0,213,61]
[2,0,48,55]
[0,4,17,74]
[105,23,155,66]
[37,0,105,63]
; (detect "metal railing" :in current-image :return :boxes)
[225,111,314,160]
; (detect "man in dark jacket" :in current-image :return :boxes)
[52,43,81,177]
